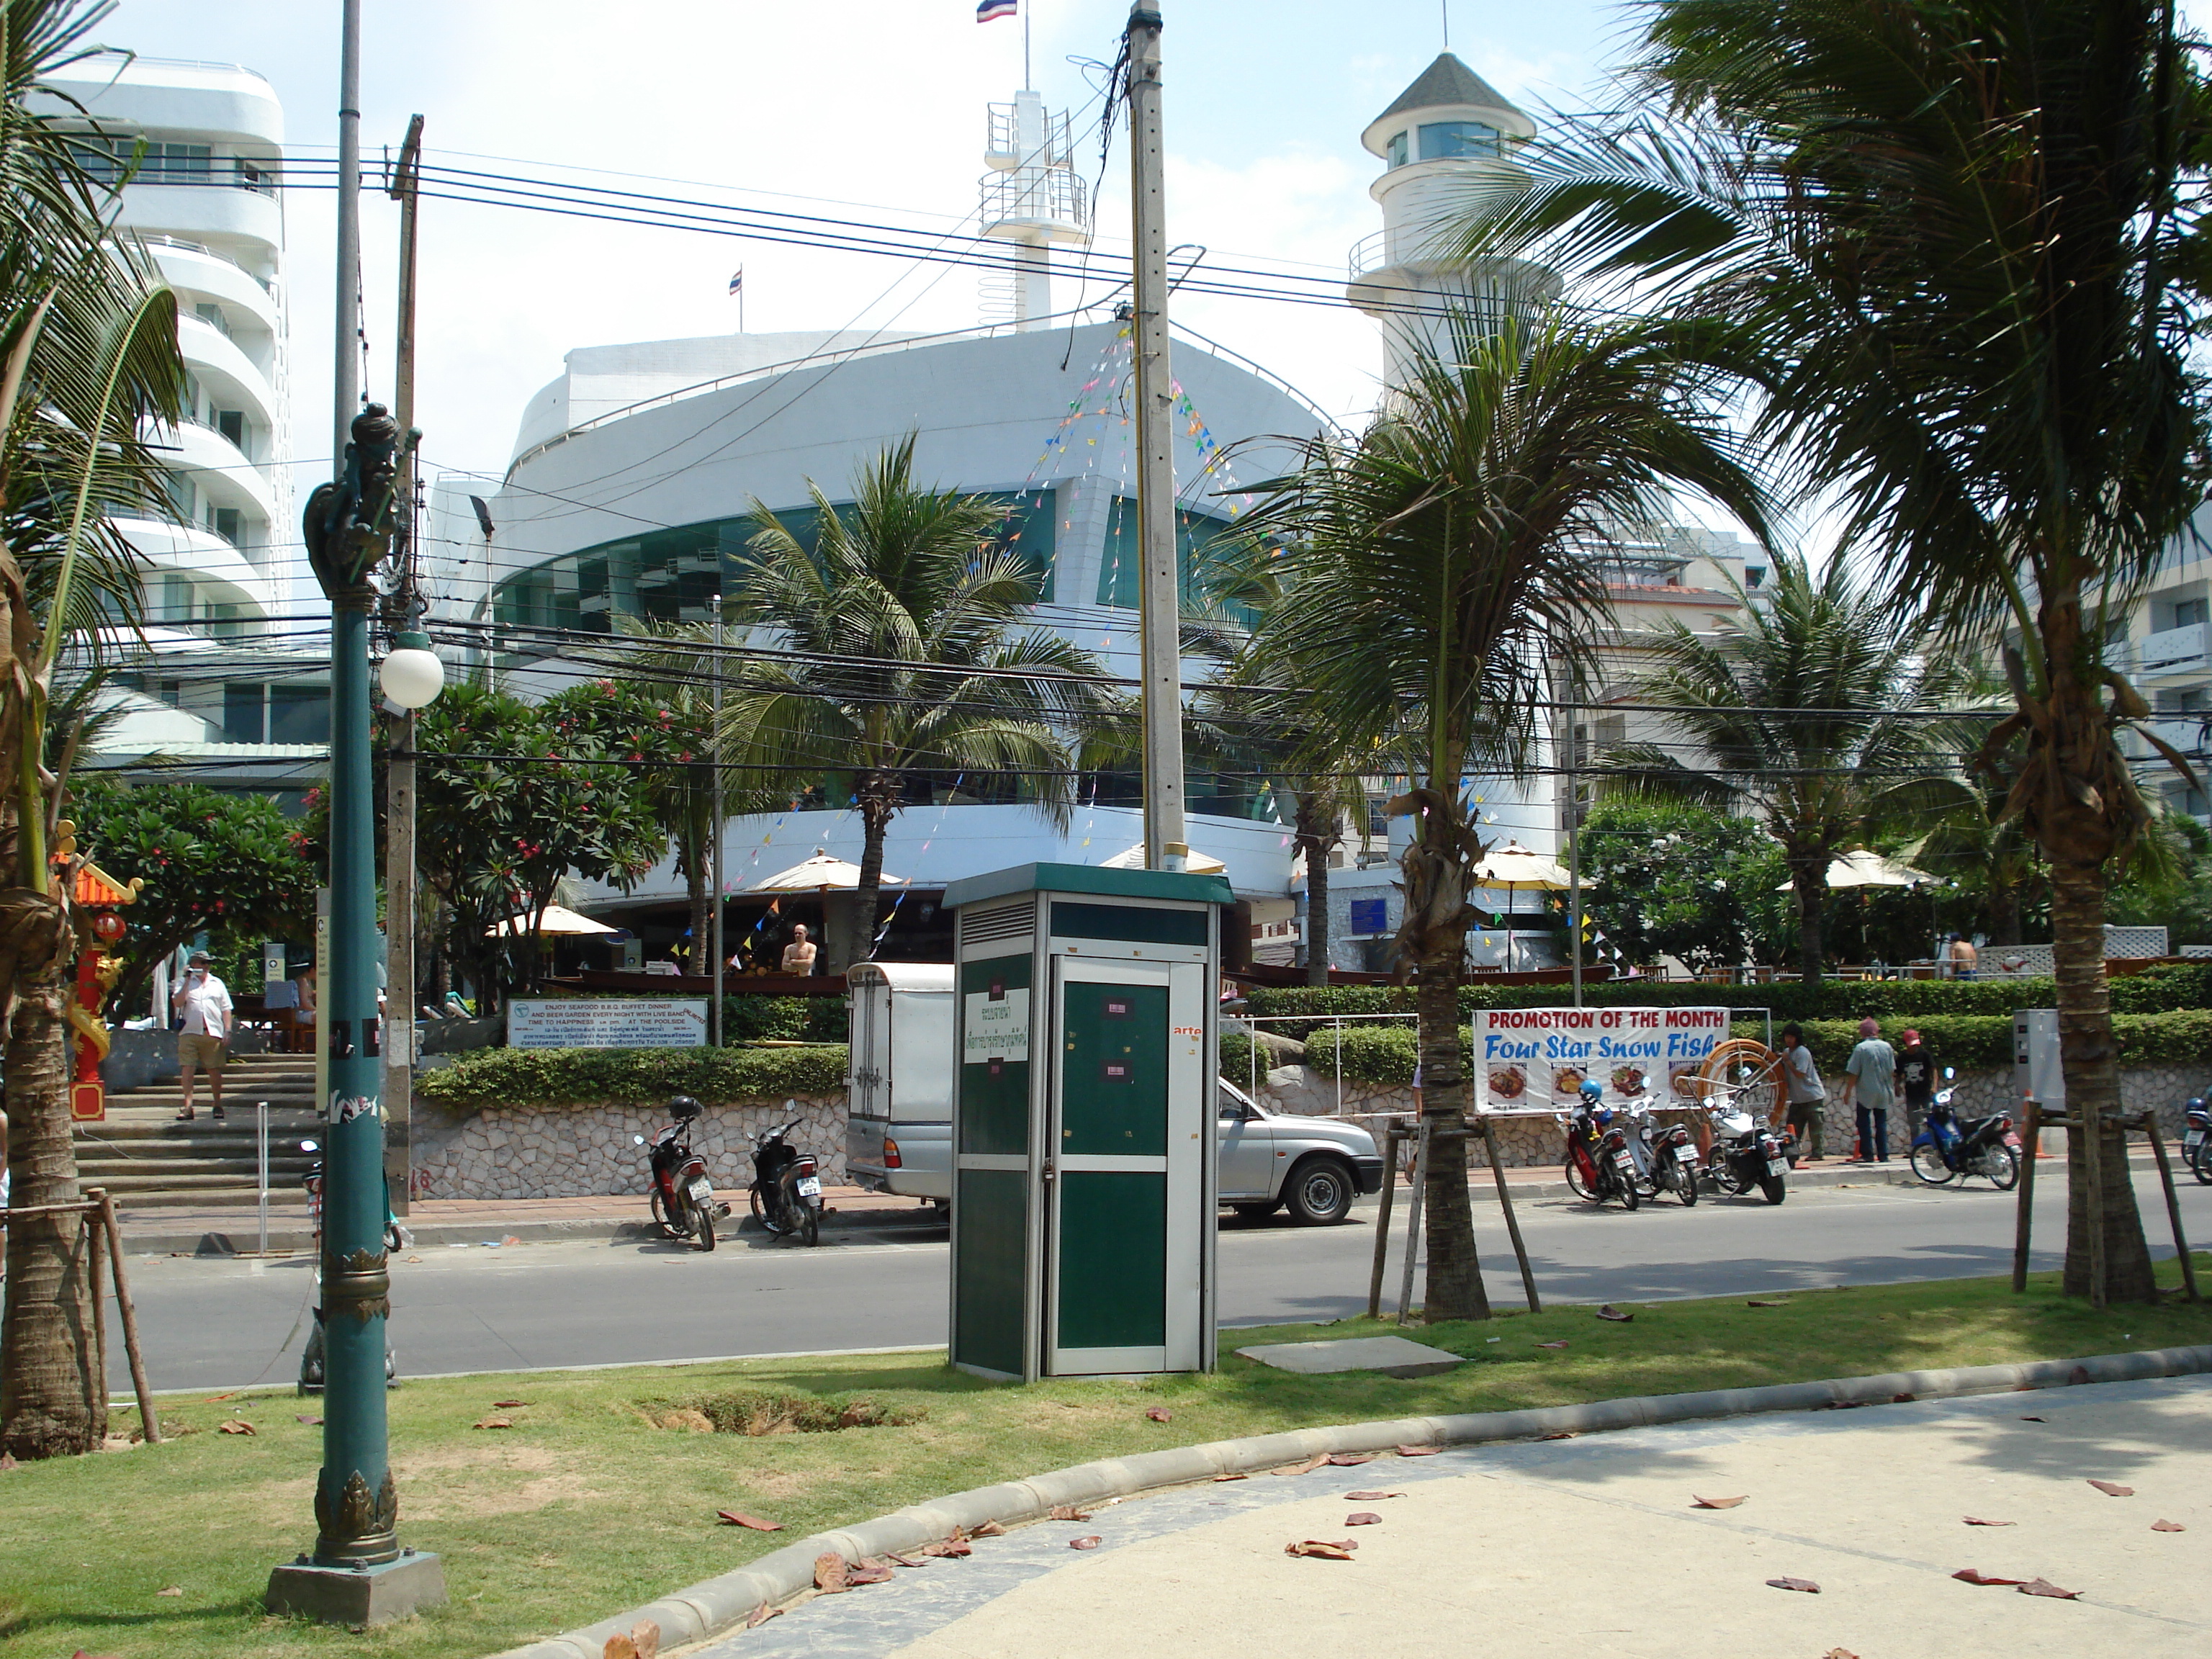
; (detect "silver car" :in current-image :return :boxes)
[1215,1079,1385,1225]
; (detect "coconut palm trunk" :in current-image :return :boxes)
[1295,793,1334,985]
[1782,848,1829,981]
[850,768,902,966]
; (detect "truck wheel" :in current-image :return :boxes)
[1285,1157,1355,1226]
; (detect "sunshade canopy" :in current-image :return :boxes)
[1098,843,1229,875]
[486,904,618,938]
[1472,840,1573,890]
[1775,848,1936,891]
[747,848,907,893]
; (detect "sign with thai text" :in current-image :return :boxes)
[963,985,1030,1064]
[1473,1005,1730,1110]
[506,998,708,1050]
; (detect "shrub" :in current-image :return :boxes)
[640,1390,922,1436]
[418,1043,848,1110]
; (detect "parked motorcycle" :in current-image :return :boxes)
[1561,1082,1642,1211]
[298,1138,404,1395]
[636,1095,727,1251]
[1622,1093,1701,1205]
[2184,1097,2211,1187]
[748,1115,827,1245]
[1699,1095,1793,1205]
[1909,1083,2021,1190]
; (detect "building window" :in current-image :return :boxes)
[216,409,248,453]
[2175,597,2208,630]
[1385,130,1409,168]
[223,682,266,745]
[206,504,242,545]
[194,302,232,338]
[269,683,331,745]
[1745,565,1767,588]
[1419,120,1501,161]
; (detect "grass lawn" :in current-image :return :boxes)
[3,1257,2208,1659]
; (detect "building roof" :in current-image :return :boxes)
[1372,53,1524,125]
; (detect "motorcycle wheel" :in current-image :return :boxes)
[1565,1160,1598,1202]
[696,1204,716,1251]
[1982,1144,2021,1192]
[1618,1174,1639,1212]
[1676,1163,1699,1206]
[1909,1143,1956,1187]
[801,1205,820,1247]
[750,1184,786,1236]
[652,1188,685,1239]
[2193,1141,2212,1186]
[1759,1174,1787,1205]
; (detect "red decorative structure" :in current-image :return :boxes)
[55,832,142,1124]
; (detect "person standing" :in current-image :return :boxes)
[170,949,233,1121]
[1946,933,1979,979]
[781,923,819,976]
[1896,1028,1936,1145]
[1779,1022,1825,1162]
[1840,1016,1897,1162]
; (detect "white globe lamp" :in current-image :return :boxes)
[379,629,444,710]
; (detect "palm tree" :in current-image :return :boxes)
[1447,0,2206,1305]
[1244,310,1768,1323]
[720,436,1121,958]
[1602,555,1970,981]
[2,0,187,1460]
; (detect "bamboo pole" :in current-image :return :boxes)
[94,1190,158,1443]
[86,1198,108,1435]
[1395,1119,1429,1324]
[2142,1118,2200,1303]
[1481,1115,1542,1313]
[1367,1120,1402,1320]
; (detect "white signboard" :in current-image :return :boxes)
[963,986,1030,1064]
[506,998,709,1050]
[1473,1005,1730,1110]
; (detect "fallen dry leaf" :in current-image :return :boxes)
[1766,1577,1820,1593]
[1596,1305,1634,1322]
[1692,1495,1748,1510]
[200,1391,238,1404]
[1537,1430,1577,1441]
[745,1603,780,1629]
[1271,1454,1328,1476]
[884,1551,925,1567]
[1069,1535,1102,1550]
[629,1621,660,1659]
[1047,1505,1092,1521]
[295,1415,321,1426]
[501,1235,523,1247]
[1535,1339,1570,1349]
[844,1565,894,1586]
[2020,1415,2047,1422]
[921,1537,972,1558]
[1395,1444,1441,1457]
[1326,1452,1373,1466]
[1746,1299,1790,1308]
[970,1519,1007,1538]
[472,1416,513,1431]
[1893,1392,1917,1403]
[217,1420,255,1436]
[1964,1516,2016,1527]
[0,1452,16,1472]
[2019,1578,2080,1600]
[155,1586,183,1597]
[2152,1519,2187,1532]
[2068,1365,2092,1385]
[492,1399,529,1409]
[813,1552,848,1593]
[1953,1568,2027,1586]
[601,1644,638,1659]
[1212,1471,1249,1482]
[1825,1650,1861,1659]
[1345,1511,1383,1526]
[1144,1407,1172,1423]
[2088,1480,2134,1497]
[407,1254,422,1262]
[1285,1539,1357,1560]
[716,1511,783,1532]
[1343,1491,1403,1501]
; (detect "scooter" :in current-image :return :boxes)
[1622,1092,1700,1205]
[1699,1095,1793,1205]
[748,1116,827,1244]
[1910,1082,2021,1190]
[1561,1084,1642,1211]
[637,1095,727,1251]
[298,1138,405,1394]
[2184,1097,2211,1186]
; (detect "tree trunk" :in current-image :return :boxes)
[850,772,898,968]
[1,899,104,1458]
[1986,878,2022,947]
[1296,794,1334,986]
[1786,853,1828,982]
[2049,858,2157,1302]
[683,828,711,981]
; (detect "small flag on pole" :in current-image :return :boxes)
[727,267,743,295]
[977,0,1017,19]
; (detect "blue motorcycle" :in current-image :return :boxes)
[1910,1082,2021,1190]
[2185,1097,2211,1186]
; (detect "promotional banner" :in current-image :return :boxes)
[1473,1006,1730,1110]
[507,998,709,1049]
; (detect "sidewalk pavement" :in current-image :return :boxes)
[699,1374,2212,1659]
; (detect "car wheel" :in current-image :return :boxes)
[1285,1156,1355,1226]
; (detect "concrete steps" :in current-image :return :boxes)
[78,1053,328,1210]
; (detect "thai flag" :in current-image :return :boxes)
[977,0,1017,20]
[728,267,742,295]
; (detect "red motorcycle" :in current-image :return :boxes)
[636,1095,726,1251]
[1561,1087,1642,1212]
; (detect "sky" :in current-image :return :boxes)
[105,0,1637,516]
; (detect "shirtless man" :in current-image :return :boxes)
[1947,933,1979,981]
[781,924,819,976]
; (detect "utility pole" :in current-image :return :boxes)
[267,6,444,1624]
[382,114,425,1216]
[710,594,724,1044]
[1126,3,1186,873]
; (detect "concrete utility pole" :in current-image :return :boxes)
[710,593,724,1044]
[1126,3,1187,872]
[331,3,361,464]
[383,114,425,1214]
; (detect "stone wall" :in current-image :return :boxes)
[1252,1061,2212,1166]
[410,1093,846,1202]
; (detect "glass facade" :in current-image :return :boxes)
[1419,120,1501,160]
[1385,130,1409,168]
[1094,496,1257,624]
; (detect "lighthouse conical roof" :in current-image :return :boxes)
[1372,53,1524,126]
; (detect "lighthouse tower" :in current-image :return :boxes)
[979,90,1089,329]
[1346,54,1557,387]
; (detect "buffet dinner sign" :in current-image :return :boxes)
[1474,1006,1730,1110]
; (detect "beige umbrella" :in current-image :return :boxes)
[1473,841,1572,890]
[1098,843,1228,875]
[747,847,907,893]
[486,904,619,938]
[1774,848,1936,891]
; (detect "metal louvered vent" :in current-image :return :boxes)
[961,899,1035,944]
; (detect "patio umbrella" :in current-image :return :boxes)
[1097,843,1228,875]
[747,848,907,893]
[485,904,619,938]
[1773,848,1936,891]
[1472,840,1572,889]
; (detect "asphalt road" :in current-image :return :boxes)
[113,1169,2212,1391]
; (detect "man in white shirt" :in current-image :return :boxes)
[171,950,234,1121]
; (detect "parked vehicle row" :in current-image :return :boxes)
[1562,1079,1790,1210]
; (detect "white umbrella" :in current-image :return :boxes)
[1774,848,1936,891]
[486,904,619,938]
[747,848,907,893]
[1472,840,1572,890]
[1098,843,1228,875]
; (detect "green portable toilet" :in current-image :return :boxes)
[943,862,1233,1381]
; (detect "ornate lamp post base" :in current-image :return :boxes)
[266,1549,447,1627]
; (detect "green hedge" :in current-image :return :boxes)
[720,995,848,1046]
[418,1043,848,1110]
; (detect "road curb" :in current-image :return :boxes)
[479,1341,2212,1659]
[114,1207,946,1257]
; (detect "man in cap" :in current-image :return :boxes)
[170,949,234,1120]
[1840,1016,1897,1163]
[1897,1028,1936,1146]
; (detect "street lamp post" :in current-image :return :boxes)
[266,405,446,1624]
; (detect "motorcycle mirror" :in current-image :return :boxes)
[299,1138,319,1153]
[634,1133,646,1146]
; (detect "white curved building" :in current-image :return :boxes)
[35,53,323,772]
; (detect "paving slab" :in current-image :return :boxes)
[680,1376,2212,1659]
[1233,1334,1463,1377]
